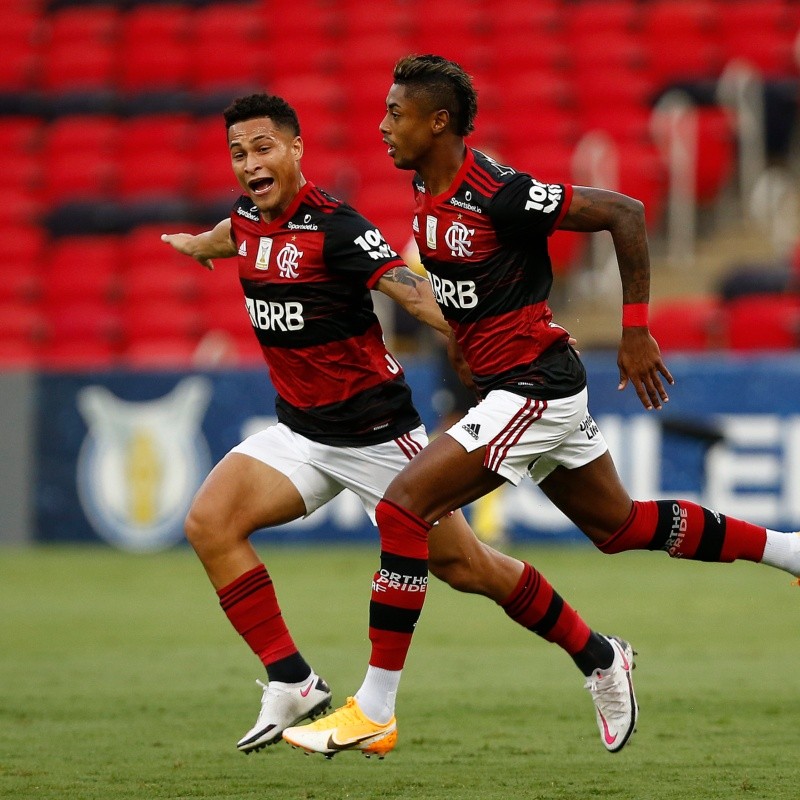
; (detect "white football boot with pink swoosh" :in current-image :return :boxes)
[584,635,638,752]
[237,674,331,753]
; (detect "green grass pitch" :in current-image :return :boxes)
[1,543,798,800]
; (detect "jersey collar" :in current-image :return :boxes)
[419,147,474,209]
[260,180,315,231]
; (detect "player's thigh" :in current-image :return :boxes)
[316,426,429,523]
[385,433,503,523]
[190,452,307,533]
[538,451,633,543]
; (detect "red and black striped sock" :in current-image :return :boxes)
[370,499,430,671]
[600,499,767,562]
[217,564,308,680]
[501,561,592,655]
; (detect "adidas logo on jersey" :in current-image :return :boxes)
[238,241,247,256]
[462,422,481,440]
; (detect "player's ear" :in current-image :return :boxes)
[432,109,449,134]
[292,135,304,161]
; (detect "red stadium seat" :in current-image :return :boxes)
[501,69,576,117]
[43,300,124,354]
[124,263,203,306]
[192,2,265,43]
[0,117,43,154]
[263,33,340,81]
[504,141,577,185]
[0,38,40,92]
[190,3,265,92]
[192,117,239,202]
[46,114,119,154]
[573,68,657,143]
[41,115,120,203]
[0,301,48,344]
[121,299,204,344]
[502,105,582,154]
[488,27,571,75]
[42,5,120,45]
[38,5,120,92]
[337,30,415,76]
[724,295,800,351]
[190,46,265,95]
[3,225,45,302]
[639,1,722,83]
[39,41,117,93]
[348,174,411,254]
[694,107,736,204]
[0,189,42,227]
[117,5,192,93]
[43,152,118,204]
[117,115,194,199]
[578,104,654,146]
[640,0,720,38]
[0,338,41,368]
[569,28,647,75]
[717,10,797,77]
[563,0,642,39]
[43,236,122,303]
[122,336,199,369]
[620,144,668,227]
[489,0,563,37]
[414,2,493,67]
[549,230,587,274]
[123,223,204,268]
[0,150,39,192]
[0,6,40,50]
[41,338,121,370]
[197,291,252,339]
[649,297,725,352]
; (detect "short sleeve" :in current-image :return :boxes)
[323,204,405,288]
[489,172,572,245]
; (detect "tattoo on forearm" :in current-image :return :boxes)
[382,267,427,288]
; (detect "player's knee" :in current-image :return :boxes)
[183,497,231,556]
[183,502,211,551]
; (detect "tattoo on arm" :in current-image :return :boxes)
[380,266,427,289]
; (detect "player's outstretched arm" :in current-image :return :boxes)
[161,218,237,271]
[558,186,674,410]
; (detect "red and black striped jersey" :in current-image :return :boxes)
[229,181,421,445]
[412,147,586,400]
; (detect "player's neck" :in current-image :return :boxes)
[418,141,467,197]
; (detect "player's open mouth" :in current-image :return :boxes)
[249,177,274,195]
[383,139,396,157]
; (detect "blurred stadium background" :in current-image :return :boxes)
[2,0,800,550]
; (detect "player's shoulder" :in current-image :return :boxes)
[232,195,260,223]
[300,182,372,230]
[470,148,523,188]
[302,183,343,214]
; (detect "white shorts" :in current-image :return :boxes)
[445,388,608,486]
[230,422,428,522]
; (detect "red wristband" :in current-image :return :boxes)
[622,303,649,327]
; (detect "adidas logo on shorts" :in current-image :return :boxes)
[462,422,481,440]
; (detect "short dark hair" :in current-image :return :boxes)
[392,54,477,137]
[223,93,301,136]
